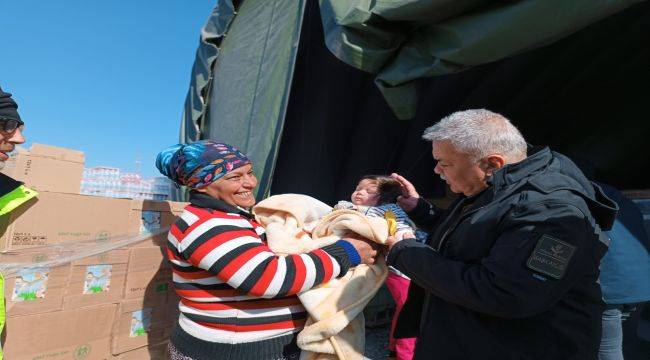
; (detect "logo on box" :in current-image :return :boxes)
[74,344,91,360]
[95,230,110,242]
[12,268,49,301]
[130,308,153,337]
[83,264,112,294]
[140,211,162,234]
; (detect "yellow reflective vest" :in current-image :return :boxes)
[0,174,37,360]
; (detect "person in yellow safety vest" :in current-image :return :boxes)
[0,86,35,360]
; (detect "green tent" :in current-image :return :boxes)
[177,0,647,202]
[320,0,643,119]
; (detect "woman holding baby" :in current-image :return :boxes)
[156,140,377,360]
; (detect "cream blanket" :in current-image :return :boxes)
[253,194,389,360]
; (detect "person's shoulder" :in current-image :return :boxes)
[185,204,244,221]
[511,190,588,220]
[375,203,402,211]
[370,203,412,222]
[373,203,399,210]
[369,203,400,213]
[504,168,593,219]
[502,192,595,243]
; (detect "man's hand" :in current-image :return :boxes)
[341,234,379,265]
[391,173,420,212]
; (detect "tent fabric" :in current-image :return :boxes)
[176,0,307,200]
[270,0,650,205]
[173,1,236,201]
[179,1,237,143]
[319,0,645,119]
[205,0,307,199]
[178,0,649,204]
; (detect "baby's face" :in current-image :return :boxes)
[351,179,379,206]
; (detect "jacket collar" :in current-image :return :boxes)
[488,146,551,190]
[462,146,552,210]
[0,172,23,197]
[486,146,618,230]
[189,191,254,218]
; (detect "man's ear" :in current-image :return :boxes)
[484,155,506,175]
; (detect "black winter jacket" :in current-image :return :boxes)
[387,147,617,360]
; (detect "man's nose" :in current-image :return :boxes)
[9,127,25,144]
[434,163,442,174]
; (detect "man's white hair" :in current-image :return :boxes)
[422,109,527,161]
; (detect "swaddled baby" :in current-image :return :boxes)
[335,174,422,360]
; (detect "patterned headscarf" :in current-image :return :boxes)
[155,140,251,189]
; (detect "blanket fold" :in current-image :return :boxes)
[254,194,389,360]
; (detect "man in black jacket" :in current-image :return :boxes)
[387,109,617,359]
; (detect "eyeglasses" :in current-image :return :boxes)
[0,118,24,133]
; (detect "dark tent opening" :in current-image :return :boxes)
[271,0,650,205]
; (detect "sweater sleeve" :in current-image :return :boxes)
[169,210,359,299]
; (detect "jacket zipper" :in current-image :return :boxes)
[419,200,490,334]
[436,203,490,252]
[431,198,467,251]
[418,198,466,334]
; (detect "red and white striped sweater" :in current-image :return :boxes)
[167,193,356,347]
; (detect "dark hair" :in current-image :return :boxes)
[359,175,402,205]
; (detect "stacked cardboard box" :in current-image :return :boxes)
[1,144,186,359]
[1,143,85,194]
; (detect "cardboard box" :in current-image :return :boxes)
[163,292,181,339]
[0,143,84,194]
[112,342,168,359]
[5,265,71,317]
[123,247,171,301]
[167,200,187,214]
[64,249,129,309]
[127,200,186,247]
[111,298,168,355]
[2,249,72,317]
[3,303,117,360]
[0,191,133,251]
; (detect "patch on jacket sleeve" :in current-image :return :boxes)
[526,234,577,279]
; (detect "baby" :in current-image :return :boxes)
[336,175,419,359]
[335,175,416,240]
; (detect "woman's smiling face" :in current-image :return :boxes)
[199,163,258,208]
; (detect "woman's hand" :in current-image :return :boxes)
[391,172,420,212]
[341,234,379,265]
[386,233,415,251]
[385,235,399,251]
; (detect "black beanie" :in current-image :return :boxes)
[0,86,22,122]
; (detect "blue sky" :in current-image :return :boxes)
[0,1,215,177]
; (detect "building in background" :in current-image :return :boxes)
[81,166,171,200]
